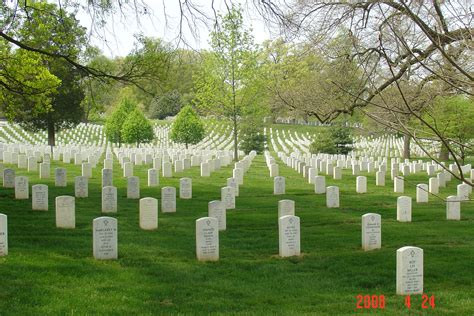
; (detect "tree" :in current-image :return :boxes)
[260,0,473,181]
[1,1,87,147]
[0,43,60,120]
[194,6,266,161]
[309,126,353,155]
[239,117,266,154]
[149,90,183,119]
[121,108,155,147]
[170,105,205,149]
[104,98,137,146]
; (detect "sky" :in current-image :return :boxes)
[75,0,278,57]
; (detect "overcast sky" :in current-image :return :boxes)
[76,0,277,57]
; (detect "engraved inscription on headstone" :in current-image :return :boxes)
[93,217,118,260]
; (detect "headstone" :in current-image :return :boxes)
[39,162,50,179]
[27,156,37,172]
[326,186,339,208]
[196,217,219,261]
[361,213,381,251]
[123,162,133,177]
[147,169,159,187]
[233,168,244,185]
[278,200,295,218]
[139,197,158,230]
[397,196,412,222]
[55,196,75,228]
[3,169,15,188]
[101,168,113,188]
[208,200,226,231]
[227,177,239,197]
[82,162,92,178]
[457,183,469,201]
[416,184,428,203]
[356,176,367,193]
[161,187,176,213]
[333,166,342,180]
[162,162,172,177]
[429,177,439,194]
[308,167,317,183]
[269,164,279,177]
[278,215,300,257]
[102,186,117,213]
[0,214,7,256]
[446,195,460,220]
[55,168,67,187]
[104,158,113,170]
[18,155,27,169]
[14,176,29,199]
[273,176,285,195]
[179,178,192,199]
[74,176,88,198]
[200,162,210,177]
[394,176,404,193]
[221,186,236,209]
[376,171,385,186]
[314,176,326,194]
[93,217,118,260]
[174,160,183,173]
[127,176,140,199]
[396,246,423,295]
[32,184,48,211]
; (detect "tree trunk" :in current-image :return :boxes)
[185,143,188,149]
[439,142,450,161]
[47,119,55,150]
[403,133,411,159]
[233,114,238,161]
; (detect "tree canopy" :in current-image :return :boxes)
[170,105,205,149]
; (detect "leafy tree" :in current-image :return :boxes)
[194,6,266,161]
[0,43,60,119]
[1,1,87,147]
[81,49,121,122]
[425,95,474,163]
[239,117,266,154]
[310,126,353,155]
[104,98,137,146]
[149,90,182,119]
[121,108,155,147]
[170,105,205,149]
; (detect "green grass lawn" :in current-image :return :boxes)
[0,155,473,315]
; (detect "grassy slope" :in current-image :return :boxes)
[0,154,473,315]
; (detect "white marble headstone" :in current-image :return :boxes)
[93,217,118,260]
[55,196,75,228]
[140,197,158,230]
[32,184,48,211]
[161,187,176,213]
[278,215,300,257]
[361,213,381,251]
[396,246,423,295]
[196,217,219,261]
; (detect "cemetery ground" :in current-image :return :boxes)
[0,155,473,315]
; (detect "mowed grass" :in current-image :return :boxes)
[0,155,473,315]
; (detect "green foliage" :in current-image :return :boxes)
[121,108,155,146]
[0,1,87,145]
[425,95,474,160]
[170,105,205,148]
[0,44,60,119]
[148,90,182,119]
[310,126,353,155]
[105,98,137,145]
[194,5,267,159]
[239,118,266,154]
